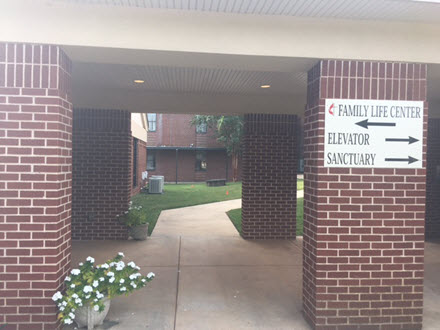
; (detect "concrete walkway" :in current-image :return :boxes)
[152,199,241,237]
[70,199,440,329]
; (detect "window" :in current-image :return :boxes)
[133,138,138,187]
[147,151,156,171]
[196,122,207,134]
[147,113,157,132]
[195,151,207,171]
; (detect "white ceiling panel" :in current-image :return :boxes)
[52,0,440,22]
[73,62,307,96]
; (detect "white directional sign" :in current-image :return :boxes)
[324,99,423,168]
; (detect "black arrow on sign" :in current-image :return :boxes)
[356,119,396,129]
[385,156,419,164]
[385,136,419,144]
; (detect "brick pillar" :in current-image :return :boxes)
[0,43,72,328]
[72,109,131,240]
[426,118,440,239]
[303,60,427,329]
[242,114,298,239]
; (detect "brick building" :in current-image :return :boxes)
[146,113,240,183]
[2,1,440,329]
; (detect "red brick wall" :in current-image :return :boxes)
[303,60,427,330]
[426,118,440,239]
[0,43,72,329]
[131,138,147,196]
[72,109,130,240]
[241,114,298,239]
[147,113,224,148]
[147,149,239,182]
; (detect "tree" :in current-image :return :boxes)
[191,115,243,182]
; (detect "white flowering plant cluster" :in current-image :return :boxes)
[117,201,147,227]
[52,252,155,325]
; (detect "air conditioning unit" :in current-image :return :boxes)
[151,175,164,190]
[149,177,163,194]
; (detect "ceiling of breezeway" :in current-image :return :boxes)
[53,0,440,23]
[68,48,317,115]
[67,47,440,117]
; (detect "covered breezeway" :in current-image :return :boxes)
[3,1,440,329]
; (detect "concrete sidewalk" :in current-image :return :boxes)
[70,199,440,329]
[152,199,241,237]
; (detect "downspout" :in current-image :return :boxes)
[175,148,178,184]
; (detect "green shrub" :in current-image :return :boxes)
[117,201,147,227]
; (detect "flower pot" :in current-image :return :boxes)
[128,223,149,240]
[74,298,111,329]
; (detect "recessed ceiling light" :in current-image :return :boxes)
[260,84,271,88]
[134,79,145,84]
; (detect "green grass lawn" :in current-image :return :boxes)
[131,182,242,235]
[227,198,304,237]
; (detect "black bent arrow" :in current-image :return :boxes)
[385,156,419,164]
[356,119,396,129]
[385,136,419,144]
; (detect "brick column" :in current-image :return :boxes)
[426,118,440,239]
[303,60,427,329]
[72,108,131,240]
[242,114,298,239]
[0,43,72,328]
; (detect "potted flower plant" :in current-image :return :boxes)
[52,252,155,329]
[118,202,149,240]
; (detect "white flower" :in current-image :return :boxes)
[64,318,73,325]
[119,279,125,284]
[65,276,71,282]
[71,269,80,276]
[116,261,125,271]
[52,291,63,301]
[99,277,105,282]
[118,252,125,257]
[69,312,75,319]
[131,282,137,288]
[124,211,128,214]
[70,284,75,288]
[120,287,127,292]
[83,286,93,294]
[128,262,136,268]
[141,279,146,283]
[100,263,109,269]
[86,256,95,263]
[72,293,79,299]
[94,305,100,311]
[62,301,67,306]
[147,272,155,279]
[109,262,115,267]
[94,298,98,302]
[85,295,91,299]
[79,262,83,266]
[107,271,114,277]
[129,273,141,280]
[109,277,115,283]
[96,292,104,299]
[59,306,65,311]
[93,280,99,288]
[75,298,82,304]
